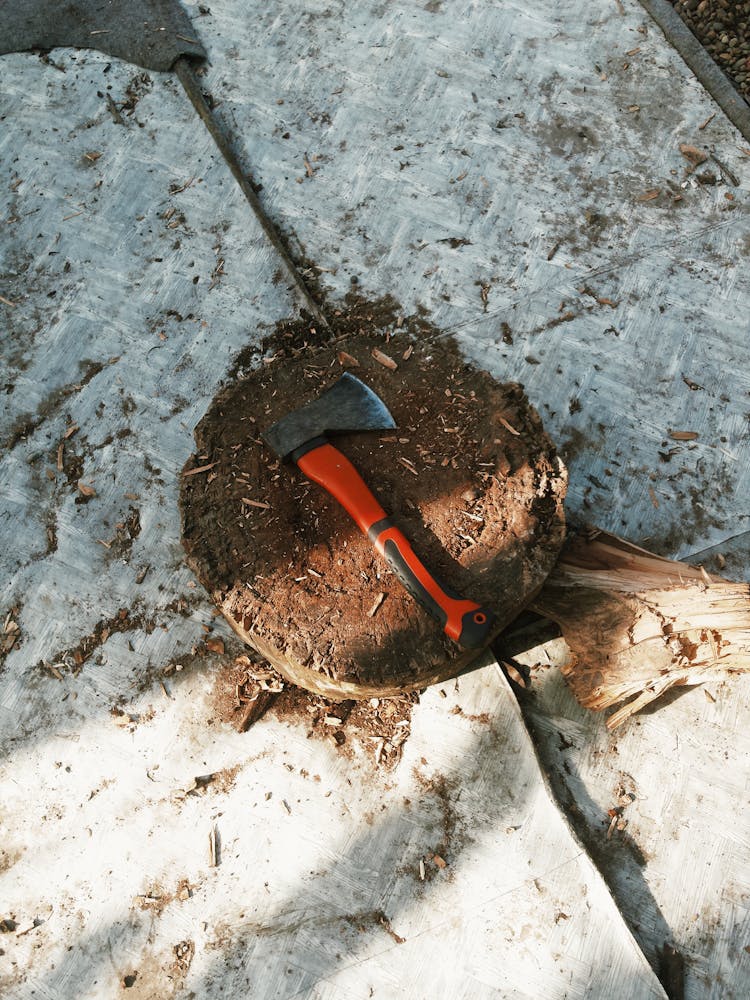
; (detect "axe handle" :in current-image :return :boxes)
[296,442,495,649]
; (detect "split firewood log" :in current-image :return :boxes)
[532,530,750,728]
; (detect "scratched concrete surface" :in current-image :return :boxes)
[1,0,749,996]
[191,2,750,992]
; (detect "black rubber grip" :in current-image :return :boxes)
[456,607,496,649]
[378,533,495,649]
[382,537,449,629]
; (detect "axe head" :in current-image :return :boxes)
[262,373,397,460]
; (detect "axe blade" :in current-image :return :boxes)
[262,373,396,460]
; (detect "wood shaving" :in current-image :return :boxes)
[337,351,360,367]
[679,143,708,166]
[183,462,218,476]
[669,430,699,441]
[498,416,520,436]
[368,592,386,617]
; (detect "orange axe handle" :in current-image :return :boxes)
[296,441,495,649]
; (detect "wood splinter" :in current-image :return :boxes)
[533,531,750,729]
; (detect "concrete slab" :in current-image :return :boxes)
[518,635,750,1000]
[0,651,665,999]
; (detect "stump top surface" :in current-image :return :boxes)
[181,311,567,694]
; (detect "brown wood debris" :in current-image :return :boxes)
[533,531,750,728]
[371,347,397,370]
[679,143,708,166]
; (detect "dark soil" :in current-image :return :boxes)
[670,0,750,101]
[180,296,567,697]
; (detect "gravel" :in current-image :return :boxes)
[670,0,750,101]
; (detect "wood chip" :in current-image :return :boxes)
[433,854,447,869]
[208,825,218,867]
[205,637,225,655]
[698,113,716,131]
[371,348,398,371]
[398,457,419,476]
[637,189,661,202]
[241,498,271,509]
[15,918,43,937]
[184,462,218,476]
[669,430,699,441]
[679,143,708,166]
[56,442,65,471]
[402,344,414,361]
[648,486,659,509]
[337,351,360,367]
[502,661,527,689]
[368,592,386,618]
[498,416,520,436]
[64,424,79,439]
[0,295,17,307]
[170,176,196,194]
[237,689,276,732]
[709,153,739,187]
[304,155,315,177]
[77,481,96,498]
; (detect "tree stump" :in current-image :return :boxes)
[180,320,567,698]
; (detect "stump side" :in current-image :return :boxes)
[180,325,567,696]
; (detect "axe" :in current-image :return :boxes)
[263,373,495,649]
